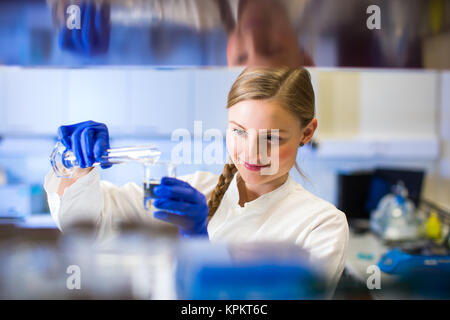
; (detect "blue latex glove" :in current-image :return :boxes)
[153,177,209,238]
[59,2,111,55]
[57,120,111,169]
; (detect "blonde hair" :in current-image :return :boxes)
[207,67,315,220]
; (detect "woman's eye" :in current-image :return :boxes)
[262,136,281,143]
[233,128,246,136]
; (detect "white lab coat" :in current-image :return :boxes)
[44,168,349,295]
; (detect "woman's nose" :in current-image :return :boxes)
[247,136,259,164]
[246,134,269,165]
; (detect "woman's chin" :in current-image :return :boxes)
[237,167,276,185]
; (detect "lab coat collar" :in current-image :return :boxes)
[227,171,295,213]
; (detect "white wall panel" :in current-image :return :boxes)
[66,69,130,135]
[130,69,192,136]
[193,68,243,134]
[359,71,438,138]
[3,68,65,135]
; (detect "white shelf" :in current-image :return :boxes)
[316,137,440,160]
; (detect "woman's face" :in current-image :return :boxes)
[226,99,304,186]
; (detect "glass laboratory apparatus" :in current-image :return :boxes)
[50,141,162,178]
[370,181,420,242]
[143,161,176,210]
[50,141,177,210]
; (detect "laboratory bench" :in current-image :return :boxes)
[341,229,398,299]
[336,224,450,300]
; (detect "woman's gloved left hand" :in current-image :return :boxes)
[153,177,209,238]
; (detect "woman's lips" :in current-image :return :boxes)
[244,162,270,171]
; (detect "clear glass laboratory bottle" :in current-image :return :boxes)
[143,161,177,210]
[50,141,161,178]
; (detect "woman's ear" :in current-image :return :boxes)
[300,118,318,146]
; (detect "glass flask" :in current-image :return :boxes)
[50,141,161,178]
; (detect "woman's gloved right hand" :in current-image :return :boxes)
[57,120,112,169]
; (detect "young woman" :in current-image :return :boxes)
[44,67,348,293]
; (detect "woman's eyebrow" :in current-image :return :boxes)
[229,121,288,133]
[229,120,246,129]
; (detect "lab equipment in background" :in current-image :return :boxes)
[425,210,442,241]
[365,168,424,212]
[0,184,49,219]
[417,199,450,248]
[337,171,373,233]
[175,241,326,300]
[377,247,450,299]
[50,141,161,178]
[0,185,33,219]
[337,168,424,234]
[370,181,420,242]
[445,230,450,249]
[378,245,450,275]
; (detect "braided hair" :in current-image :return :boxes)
[207,161,238,220]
